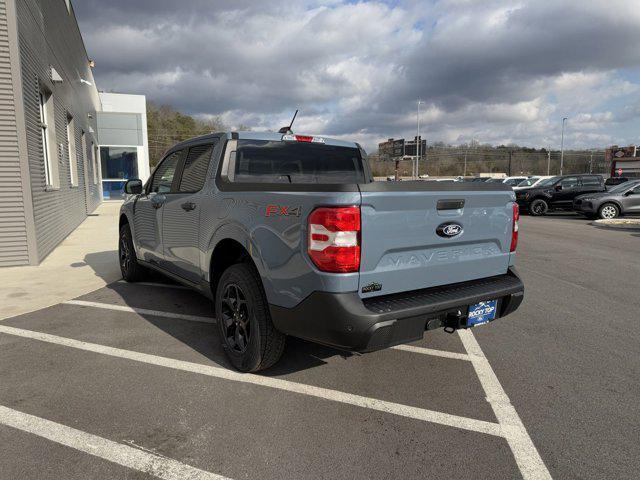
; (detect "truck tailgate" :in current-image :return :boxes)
[358,182,515,298]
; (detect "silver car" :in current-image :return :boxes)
[574,179,640,219]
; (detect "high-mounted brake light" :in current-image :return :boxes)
[308,206,360,273]
[282,134,325,143]
[510,203,519,252]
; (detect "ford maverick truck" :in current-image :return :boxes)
[119,132,524,372]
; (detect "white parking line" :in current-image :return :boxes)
[0,405,229,480]
[116,280,190,290]
[458,329,551,480]
[64,300,215,324]
[0,324,502,437]
[392,344,471,361]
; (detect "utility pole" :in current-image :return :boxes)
[589,150,593,173]
[508,150,513,176]
[463,150,468,177]
[560,117,567,175]
[463,137,472,177]
[416,99,424,179]
[546,149,551,175]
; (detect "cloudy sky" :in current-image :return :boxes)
[74,0,640,151]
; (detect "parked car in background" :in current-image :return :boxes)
[574,179,640,219]
[461,177,493,183]
[513,176,553,190]
[515,174,605,216]
[604,176,630,189]
[500,176,530,187]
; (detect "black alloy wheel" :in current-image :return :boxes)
[215,262,285,372]
[119,223,146,282]
[220,283,251,353]
[119,231,132,273]
[530,199,548,216]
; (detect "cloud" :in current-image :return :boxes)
[73,0,640,150]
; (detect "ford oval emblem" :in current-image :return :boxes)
[436,222,463,238]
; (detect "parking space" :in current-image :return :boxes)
[0,213,638,479]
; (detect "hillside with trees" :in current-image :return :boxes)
[146,102,225,167]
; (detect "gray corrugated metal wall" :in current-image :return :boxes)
[16,0,102,262]
[0,0,29,266]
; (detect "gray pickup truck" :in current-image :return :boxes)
[119,131,524,372]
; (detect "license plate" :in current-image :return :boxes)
[467,300,497,326]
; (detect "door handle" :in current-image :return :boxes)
[181,201,196,211]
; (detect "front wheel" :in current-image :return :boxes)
[598,203,619,219]
[119,223,147,282]
[215,263,285,372]
[529,199,548,216]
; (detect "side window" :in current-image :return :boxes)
[560,177,578,189]
[632,184,640,194]
[580,176,601,187]
[39,87,58,188]
[150,151,182,193]
[178,143,215,193]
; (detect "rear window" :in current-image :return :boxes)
[581,176,602,186]
[233,140,365,184]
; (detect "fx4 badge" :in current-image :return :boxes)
[265,204,302,217]
[361,282,382,293]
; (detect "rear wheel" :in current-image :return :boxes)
[598,203,619,219]
[215,263,285,372]
[119,223,147,282]
[529,199,548,216]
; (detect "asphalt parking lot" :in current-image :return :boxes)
[0,214,638,480]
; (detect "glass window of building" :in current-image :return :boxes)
[100,147,139,200]
[67,114,78,186]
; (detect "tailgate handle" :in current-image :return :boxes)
[437,199,465,210]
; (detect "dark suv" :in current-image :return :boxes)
[515,174,605,216]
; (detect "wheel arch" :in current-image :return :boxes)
[205,223,270,300]
[119,213,130,228]
[599,200,623,215]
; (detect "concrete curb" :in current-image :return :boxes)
[592,219,640,231]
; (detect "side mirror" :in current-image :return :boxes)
[555,184,562,191]
[624,190,635,196]
[124,179,143,195]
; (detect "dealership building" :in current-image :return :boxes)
[606,145,640,178]
[0,0,149,267]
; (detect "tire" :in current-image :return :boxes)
[598,203,619,219]
[119,223,147,282]
[215,262,285,372]
[529,199,548,216]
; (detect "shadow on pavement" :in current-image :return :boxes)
[94,280,347,375]
[68,251,120,284]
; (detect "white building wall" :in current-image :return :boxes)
[98,92,150,182]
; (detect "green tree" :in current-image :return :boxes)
[147,102,226,167]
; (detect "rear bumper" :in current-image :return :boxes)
[270,268,524,352]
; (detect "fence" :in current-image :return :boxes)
[371,149,608,178]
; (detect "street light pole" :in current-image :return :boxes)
[560,117,567,175]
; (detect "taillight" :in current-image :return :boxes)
[510,203,519,252]
[308,206,360,273]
